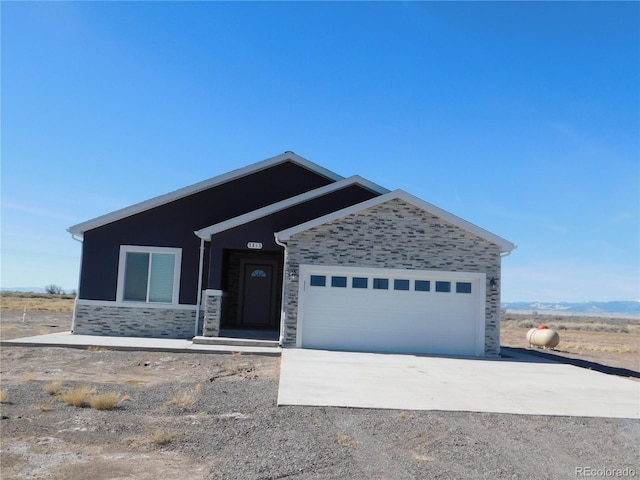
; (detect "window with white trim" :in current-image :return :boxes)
[118,246,182,304]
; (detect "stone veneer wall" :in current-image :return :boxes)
[202,290,226,337]
[282,198,502,356]
[73,302,200,339]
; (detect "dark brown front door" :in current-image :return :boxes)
[239,262,276,327]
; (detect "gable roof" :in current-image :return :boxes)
[275,189,517,253]
[194,175,389,241]
[68,152,343,235]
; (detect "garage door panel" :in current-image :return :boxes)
[302,320,476,353]
[302,323,474,355]
[299,267,484,356]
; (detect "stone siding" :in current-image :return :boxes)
[73,302,200,339]
[202,290,226,337]
[282,198,502,356]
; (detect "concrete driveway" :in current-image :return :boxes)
[277,348,639,419]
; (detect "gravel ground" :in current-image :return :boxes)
[1,309,639,479]
[1,346,639,480]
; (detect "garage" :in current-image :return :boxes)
[297,265,486,356]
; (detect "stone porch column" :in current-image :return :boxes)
[202,289,225,337]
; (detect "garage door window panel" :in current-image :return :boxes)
[394,279,410,291]
[456,282,472,293]
[435,281,451,293]
[352,277,368,289]
[310,275,326,287]
[331,276,347,288]
[415,280,430,292]
[373,278,389,290]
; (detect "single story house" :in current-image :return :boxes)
[68,152,516,357]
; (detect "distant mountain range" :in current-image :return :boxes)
[502,301,640,315]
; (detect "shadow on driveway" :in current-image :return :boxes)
[502,347,640,380]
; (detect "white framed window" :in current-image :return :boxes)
[116,246,182,304]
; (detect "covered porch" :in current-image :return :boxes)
[198,247,284,343]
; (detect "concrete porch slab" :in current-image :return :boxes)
[193,335,279,348]
[277,349,639,418]
[1,332,282,356]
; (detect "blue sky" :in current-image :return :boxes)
[1,1,638,302]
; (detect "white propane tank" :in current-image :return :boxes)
[527,325,560,349]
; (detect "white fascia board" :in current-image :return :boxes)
[275,189,517,253]
[195,176,389,240]
[67,152,344,235]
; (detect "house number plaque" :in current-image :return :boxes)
[247,242,263,249]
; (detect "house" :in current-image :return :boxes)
[68,152,516,357]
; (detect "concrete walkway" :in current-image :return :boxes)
[1,331,281,355]
[278,349,640,419]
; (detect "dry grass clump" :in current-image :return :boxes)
[395,411,412,420]
[166,390,197,406]
[88,392,120,410]
[165,384,203,406]
[123,379,148,386]
[37,402,54,412]
[60,386,97,407]
[412,454,434,463]
[148,428,175,446]
[43,381,63,395]
[60,386,122,410]
[337,432,359,448]
[123,426,176,447]
[0,389,7,403]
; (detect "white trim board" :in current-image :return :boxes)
[68,152,343,235]
[276,189,517,253]
[195,176,389,240]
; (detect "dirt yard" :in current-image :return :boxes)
[501,312,639,376]
[1,294,639,479]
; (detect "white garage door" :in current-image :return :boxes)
[297,265,486,356]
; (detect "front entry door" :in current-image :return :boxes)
[239,262,275,327]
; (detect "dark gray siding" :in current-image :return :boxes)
[207,184,379,289]
[78,162,334,303]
